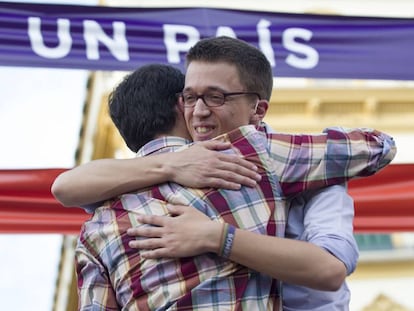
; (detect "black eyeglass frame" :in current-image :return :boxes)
[177,91,261,107]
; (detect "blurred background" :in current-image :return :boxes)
[1,0,413,310]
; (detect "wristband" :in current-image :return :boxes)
[220,223,236,258]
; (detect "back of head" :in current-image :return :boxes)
[109,64,185,152]
[186,36,273,100]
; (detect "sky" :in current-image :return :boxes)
[0,0,98,309]
[0,66,89,310]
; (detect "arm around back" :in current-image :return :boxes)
[51,141,261,207]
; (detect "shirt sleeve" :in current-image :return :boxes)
[75,238,119,310]
[80,202,103,213]
[287,184,359,275]
[265,126,397,196]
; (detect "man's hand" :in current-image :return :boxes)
[127,205,222,259]
[165,141,261,190]
[52,140,260,207]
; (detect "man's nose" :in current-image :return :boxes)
[193,97,210,115]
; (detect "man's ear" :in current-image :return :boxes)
[251,100,268,125]
[176,97,185,114]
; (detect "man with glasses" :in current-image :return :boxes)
[127,36,395,310]
[54,37,396,310]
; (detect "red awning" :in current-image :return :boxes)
[0,164,413,234]
[0,169,89,234]
[348,163,414,233]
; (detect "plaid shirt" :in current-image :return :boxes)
[76,125,395,311]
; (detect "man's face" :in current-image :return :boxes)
[183,61,258,142]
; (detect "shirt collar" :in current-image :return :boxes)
[136,136,191,157]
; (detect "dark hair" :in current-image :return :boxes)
[186,36,273,100]
[109,64,185,152]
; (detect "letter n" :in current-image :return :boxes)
[83,20,129,61]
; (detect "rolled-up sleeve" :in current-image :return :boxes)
[76,239,119,310]
[287,184,359,274]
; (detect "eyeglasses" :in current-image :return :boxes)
[177,90,261,107]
